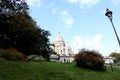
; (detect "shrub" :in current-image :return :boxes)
[6,48,19,53]
[0,48,27,61]
[28,55,44,62]
[75,49,106,71]
[0,57,5,62]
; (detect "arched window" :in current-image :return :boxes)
[61,50,62,54]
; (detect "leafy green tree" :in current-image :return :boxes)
[109,52,118,57]
[0,0,51,59]
[109,52,120,63]
[0,0,29,48]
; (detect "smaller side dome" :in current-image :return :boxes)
[66,42,72,50]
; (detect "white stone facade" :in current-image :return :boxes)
[50,32,74,63]
[103,57,114,64]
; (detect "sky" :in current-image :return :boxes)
[25,0,120,56]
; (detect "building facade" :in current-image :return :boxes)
[50,32,74,63]
[103,57,114,64]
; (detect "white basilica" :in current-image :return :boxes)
[50,32,74,63]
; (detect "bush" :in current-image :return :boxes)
[75,49,106,71]
[0,48,27,61]
[28,55,44,62]
[0,57,5,62]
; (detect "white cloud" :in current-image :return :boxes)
[79,0,100,10]
[73,34,102,50]
[111,0,120,5]
[67,0,79,4]
[61,17,74,28]
[25,0,42,7]
[60,11,70,17]
[66,0,100,10]
[52,8,59,14]
[74,36,84,46]
[92,34,102,49]
[60,11,74,28]
[47,2,74,28]
[47,2,55,9]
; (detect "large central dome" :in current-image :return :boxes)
[55,32,64,42]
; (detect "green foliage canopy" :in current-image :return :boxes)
[0,0,51,59]
[109,52,120,63]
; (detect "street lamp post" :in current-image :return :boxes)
[105,8,120,72]
[105,8,120,47]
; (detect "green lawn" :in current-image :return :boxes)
[0,61,120,80]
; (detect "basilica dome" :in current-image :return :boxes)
[55,32,64,43]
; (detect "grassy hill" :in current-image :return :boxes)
[0,61,120,80]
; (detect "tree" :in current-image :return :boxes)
[109,52,120,63]
[0,0,28,48]
[0,0,51,59]
[109,52,118,57]
[0,0,28,15]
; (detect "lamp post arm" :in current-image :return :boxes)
[109,18,120,47]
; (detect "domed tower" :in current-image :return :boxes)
[54,32,65,46]
[65,42,72,55]
[54,32,65,55]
